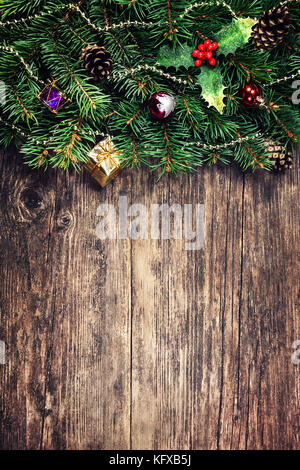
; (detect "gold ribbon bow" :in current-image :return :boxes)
[90,137,122,177]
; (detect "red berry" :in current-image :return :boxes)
[211,42,219,50]
[207,44,213,52]
[198,44,205,52]
[195,59,202,67]
[209,58,216,66]
[198,51,205,59]
[204,40,211,48]
[192,50,199,58]
[206,51,213,59]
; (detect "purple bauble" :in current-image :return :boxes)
[148,92,176,120]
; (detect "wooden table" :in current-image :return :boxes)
[0,146,299,450]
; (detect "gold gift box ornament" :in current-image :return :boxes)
[85,137,122,188]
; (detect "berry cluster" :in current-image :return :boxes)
[192,40,219,67]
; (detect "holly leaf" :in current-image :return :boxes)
[215,17,256,56]
[196,66,226,114]
[156,43,194,71]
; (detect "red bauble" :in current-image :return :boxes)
[148,92,176,120]
[241,82,262,107]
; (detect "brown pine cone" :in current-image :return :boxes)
[80,44,113,81]
[266,140,294,172]
[251,6,290,51]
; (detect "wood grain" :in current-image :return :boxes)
[0,146,299,450]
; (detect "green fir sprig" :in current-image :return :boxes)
[0,0,299,176]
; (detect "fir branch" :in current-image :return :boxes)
[164,0,178,41]
[236,129,265,169]
[55,116,84,166]
[10,84,33,121]
[162,122,172,171]
[48,31,100,115]
[131,134,139,165]
[126,107,143,125]
[0,0,299,175]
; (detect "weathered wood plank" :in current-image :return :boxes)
[129,170,170,449]
[130,165,246,449]
[0,148,132,449]
[0,146,299,450]
[40,168,132,450]
[190,166,246,450]
[130,152,299,450]
[0,146,59,449]
[228,166,300,450]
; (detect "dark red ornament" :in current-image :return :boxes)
[148,92,176,120]
[192,40,218,68]
[241,82,262,107]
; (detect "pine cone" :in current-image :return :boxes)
[266,140,294,172]
[251,6,290,51]
[80,45,113,81]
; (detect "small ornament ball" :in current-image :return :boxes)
[241,82,262,107]
[148,92,176,120]
[192,40,218,68]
